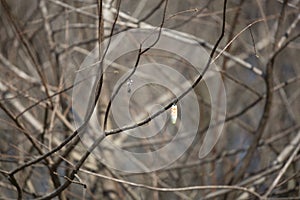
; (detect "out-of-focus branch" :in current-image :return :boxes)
[81,168,264,200]
[1,0,53,109]
[231,0,289,185]
[263,131,300,197]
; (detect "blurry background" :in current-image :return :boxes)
[0,0,299,199]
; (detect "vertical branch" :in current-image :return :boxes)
[221,0,246,70]
[39,0,60,84]
[231,0,288,185]
[97,0,104,45]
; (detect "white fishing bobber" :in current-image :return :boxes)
[170,104,178,124]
